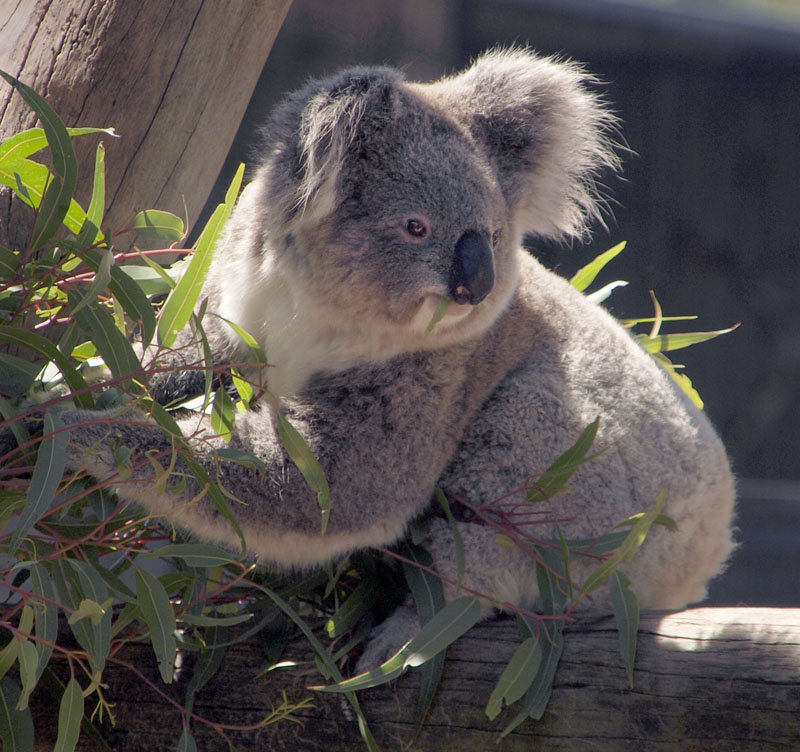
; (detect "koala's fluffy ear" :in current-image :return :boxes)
[426,48,620,239]
[260,67,404,232]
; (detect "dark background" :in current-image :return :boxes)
[203,0,800,603]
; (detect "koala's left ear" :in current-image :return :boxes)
[423,48,621,240]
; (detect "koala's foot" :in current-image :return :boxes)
[355,603,420,675]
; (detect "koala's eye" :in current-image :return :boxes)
[405,218,428,239]
[491,229,502,248]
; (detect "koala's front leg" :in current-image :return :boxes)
[55,347,501,569]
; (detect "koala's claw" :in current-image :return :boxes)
[355,604,420,675]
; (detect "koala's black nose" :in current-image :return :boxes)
[449,231,495,305]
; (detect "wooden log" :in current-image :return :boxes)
[30,608,800,751]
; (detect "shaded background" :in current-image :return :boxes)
[203,0,800,603]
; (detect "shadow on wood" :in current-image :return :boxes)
[31,608,800,751]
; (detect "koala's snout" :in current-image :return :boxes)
[449,231,495,305]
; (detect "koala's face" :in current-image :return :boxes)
[252,53,617,358]
[276,81,520,349]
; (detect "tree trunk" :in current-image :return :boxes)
[0,0,293,247]
[30,608,800,751]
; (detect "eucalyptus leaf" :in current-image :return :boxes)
[526,417,601,504]
[157,164,243,348]
[0,326,93,407]
[0,676,34,752]
[276,411,331,534]
[486,636,542,720]
[69,291,142,389]
[145,543,239,569]
[26,563,58,683]
[130,209,185,241]
[135,567,177,684]
[53,677,83,752]
[325,577,377,639]
[185,625,228,714]
[569,241,626,292]
[210,386,235,442]
[610,571,639,687]
[176,727,198,752]
[637,324,739,355]
[75,141,107,248]
[8,413,69,555]
[0,71,78,250]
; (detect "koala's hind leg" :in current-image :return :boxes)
[355,518,543,672]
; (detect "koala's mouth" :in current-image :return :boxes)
[442,300,474,318]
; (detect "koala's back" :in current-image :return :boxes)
[436,251,736,610]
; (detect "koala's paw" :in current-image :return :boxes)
[355,603,420,675]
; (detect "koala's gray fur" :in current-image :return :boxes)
[56,49,735,663]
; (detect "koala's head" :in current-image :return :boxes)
[236,49,618,352]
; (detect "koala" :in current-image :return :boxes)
[40,49,736,664]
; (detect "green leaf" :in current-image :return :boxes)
[0,245,19,280]
[145,543,239,569]
[0,157,88,235]
[185,626,228,714]
[103,260,157,347]
[65,561,112,673]
[53,677,83,752]
[8,412,69,555]
[610,571,639,687]
[157,163,243,348]
[69,248,113,316]
[501,619,563,733]
[216,315,267,366]
[261,585,379,751]
[424,296,451,336]
[26,563,58,682]
[0,352,40,396]
[213,447,267,474]
[276,411,331,534]
[637,324,739,354]
[321,596,481,692]
[75,141,107,248]
[325,577,377,639]
[69,292,142,389]
[578,489,668,597]
[403,544,446,626]
[130,209,185,241]
[0,71,79,251]
[0,126,115,166]
[135,567,177,684]
[15,639,38,711]
[569,240,626,292]
[526,417,601,504]
[117,263,178,297]
[179,612,253,628]
[176,727,198,752]
[0,676,34,752]
[486,636,542,720]
[0,326,93,407]
[210,386,235,443]
[0,639,19,685]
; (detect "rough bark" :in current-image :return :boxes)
[30,608,800,751]
[0,0,293,247]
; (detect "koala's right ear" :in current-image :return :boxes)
[425,48,621,240]
[258,68,405,233]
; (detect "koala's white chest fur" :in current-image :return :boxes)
[214,251,412,397]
